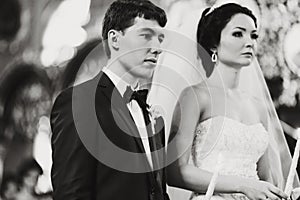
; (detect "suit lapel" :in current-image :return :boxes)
[96,72,164,191]
[152,116,166,195]
[97,72,148,159]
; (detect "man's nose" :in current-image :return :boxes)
[150,38,162,55]
[151,47,162,55]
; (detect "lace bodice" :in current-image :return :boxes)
[191,116,269,179]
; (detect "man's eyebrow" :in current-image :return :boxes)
[138,27,155,33]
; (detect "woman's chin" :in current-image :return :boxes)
[240,60,253,67]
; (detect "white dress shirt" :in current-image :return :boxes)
[102,67,153,168]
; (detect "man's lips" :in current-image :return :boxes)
[144,58,157,64]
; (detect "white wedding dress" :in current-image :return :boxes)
[190,116,269,200]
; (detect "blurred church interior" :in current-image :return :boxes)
[1,0,300,199]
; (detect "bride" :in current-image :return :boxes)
[164,3,299,200]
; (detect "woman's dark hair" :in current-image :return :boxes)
[102,0,167,58]
[197,3,257,57]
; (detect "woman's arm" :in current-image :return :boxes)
[257,147,273,183]
[256,96,274,184]
[167,86,287,200]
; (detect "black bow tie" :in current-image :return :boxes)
[123,86,150,113]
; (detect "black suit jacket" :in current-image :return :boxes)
[50,72,169,200]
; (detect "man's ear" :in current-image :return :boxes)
[108,30,121,50]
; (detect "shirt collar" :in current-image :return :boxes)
[102,67,138,96]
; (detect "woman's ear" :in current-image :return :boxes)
[210,47,217,54]
[108,30,120,50]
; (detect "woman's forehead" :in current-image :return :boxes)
[225,14,257,31]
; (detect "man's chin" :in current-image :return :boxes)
[143,61,157,68]
[137,70,154,80]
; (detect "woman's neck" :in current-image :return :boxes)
[207,62,241,90]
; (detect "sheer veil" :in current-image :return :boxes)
[239,57,299,189]
[147,15,206,199]
[148,0,299,196]
[148,27,206,138]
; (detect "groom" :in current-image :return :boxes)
[50,0,169,199]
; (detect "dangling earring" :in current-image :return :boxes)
[211,50,217,63]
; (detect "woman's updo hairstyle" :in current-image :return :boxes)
[197,3,257,57]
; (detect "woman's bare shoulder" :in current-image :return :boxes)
[180,82,211,104]
[174,83,211,120]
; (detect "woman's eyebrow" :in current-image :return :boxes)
[233,27,246,31]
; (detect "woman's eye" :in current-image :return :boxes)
[251,33,259,40]
[232,31,243,37]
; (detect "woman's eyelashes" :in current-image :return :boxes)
[232,31,243,38]
[251,33,259,40]
[232,31,259,40]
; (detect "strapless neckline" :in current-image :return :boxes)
[191,115,269,200]
[198,115,264,128]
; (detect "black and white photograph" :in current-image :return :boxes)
[1,0,300,200]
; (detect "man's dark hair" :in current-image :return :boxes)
[102,0,167,58]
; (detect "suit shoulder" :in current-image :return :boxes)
[52,77,98,108]
[51,87,73,115]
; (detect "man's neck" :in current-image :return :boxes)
[106,59,138,88]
